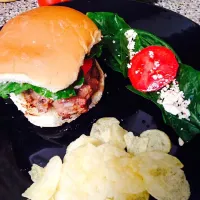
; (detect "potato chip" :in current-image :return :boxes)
[141,167,190,200]
[93,117,120,126]
[105,191,149,200]
[22,117,190,200]
[22,156,62,200]
[126,191,149,200]
[133,151,183,170]
[57,143,145,200]
[124,132,149,155]
[90,117,127,149]
[29,164,44,183]
[140,129,171,153]
[131,152,189,200]
[67,134,102,153]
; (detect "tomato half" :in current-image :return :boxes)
[38,0,70,6]
[82,59,93,75]
[128,46,179,92]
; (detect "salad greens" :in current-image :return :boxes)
[87,12,200,142]
[87,12,181,77]
[0,72,84,100]
[127,63,200,142]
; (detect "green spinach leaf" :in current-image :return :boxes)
[87,12,181,77]
[87,12,131,77]
[88,11,200,141]
[0,72,84,100]
[127,63,200,142]
[87,12,130,36]
[135,29,181,63]
[0,82,76,100]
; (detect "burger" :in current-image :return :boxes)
[0,6,104,127]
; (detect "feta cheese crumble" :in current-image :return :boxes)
[135,70,139,74]
[154,61,160,68]
[127,63,132,69]
[124,29,138,68]
[151,74,163,81]
[149,51,154,58]
[152,75,158,80]
[157,80,191,120]
[178,137,184,146]
[147,82,160,91]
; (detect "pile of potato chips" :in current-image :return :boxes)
[22,117,190,200]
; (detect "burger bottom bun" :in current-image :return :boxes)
[10,60,104,127]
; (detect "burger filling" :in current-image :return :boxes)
[22,60,101,120]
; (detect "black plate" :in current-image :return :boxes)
[0,1,200,199]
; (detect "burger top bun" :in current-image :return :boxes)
[0,6,101,92]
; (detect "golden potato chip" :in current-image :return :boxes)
[90,117,127,149]
[141,167,190,200]
[23,117,190,200]
[58,143,145,200]
[94,117,120,126]
[67,134,102,153]
[126,191,149,200]
[105,191,149,200]
[140,130,171,153]
[22,156,62,200]
[132,151,183,171]
[131,151,189,200]
[29,164,44,183]
[124,132,149,155]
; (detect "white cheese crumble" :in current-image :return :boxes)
[152,74,163,80]
[178,137,184,146]
[154,61,160,68]
[135,70,139,74]
[157,80,191,120]
[152,75,158,80]
[158,74,163,79]
[127,63,132,69]
[147,82,160,91]
[149,51,154,58]
[124,29,138,68]
[151,74,163,80]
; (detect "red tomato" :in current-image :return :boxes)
[38,0,70,6]
[82,59,93,75]
[128,46,179,92]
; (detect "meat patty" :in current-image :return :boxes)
[53,97,88,119]
[78,84,93,100]
[85,65,100,92]
[23,90,52,113]
[22,62,100,119]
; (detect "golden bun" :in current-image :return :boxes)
[10,60,105,127]
[0,6,101,92]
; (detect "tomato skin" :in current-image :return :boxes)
[128,46,179,92]
[82,59,93,75]
[38,0,70,6]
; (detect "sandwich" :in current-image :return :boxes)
[0,6,104,127]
